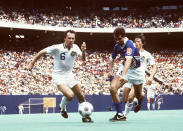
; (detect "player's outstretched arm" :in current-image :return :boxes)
[80,42,86,61]
[28,50,47,71]
[146,64,157,85]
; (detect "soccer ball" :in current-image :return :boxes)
[78,102,94,117]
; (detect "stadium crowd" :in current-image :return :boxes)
[0,7,183,28]
[0,49,182,95]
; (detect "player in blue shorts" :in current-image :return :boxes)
[155,92,163,110]
[108,27,145,122]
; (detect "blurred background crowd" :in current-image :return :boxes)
[0,49,182,95]
[0,0,183,96]
[0,7,183,28]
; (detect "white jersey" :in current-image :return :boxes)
[123,49,155,88]
[44,43,82,75]
[140,49,155,74]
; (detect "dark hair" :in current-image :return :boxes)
[64,30,76,38]
[135,34,146,45]
[113,27,126,37]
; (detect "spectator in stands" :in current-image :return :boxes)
[0,47,182,95]
[0,8,183,28]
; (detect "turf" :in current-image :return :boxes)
[0,110,182,131]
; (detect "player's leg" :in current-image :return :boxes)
[57,83,74,118]
[123,85,134,117]
[71,84,85,103]
[72,84,93,123]
[147,97,151,111]
[109,76,126,122]
[133,83,144,112]
[151,98,155,110]
[110,76,122,103]
[52,74,74,118]
[158,102,161,110]
[123,84,131,103]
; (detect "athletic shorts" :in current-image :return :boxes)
[157,101,162,105]
[147,92,155,98]
[117,64,145,86]
[52,73,79,88]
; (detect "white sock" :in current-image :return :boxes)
[147,103,150,110]
[59,96,69,111]
[152,103,155,110]
[133,98,138,105]
[123,102,133,116]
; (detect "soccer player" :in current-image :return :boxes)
[28,30,93,123]
[155,92,163,110]
[146,83,156,111]
[0,104,7,115]
[17,104,24,114]
[123,35,157,117]
[108,27,144,122]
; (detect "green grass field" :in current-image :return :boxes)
[0,110,182,131]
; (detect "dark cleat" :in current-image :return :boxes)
[82,116,94,123]
[109,113,126,122]
[134,104,142,113]
[59,107,68,118]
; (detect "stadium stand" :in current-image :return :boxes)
[0,0,182,96]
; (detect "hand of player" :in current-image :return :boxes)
[119,75,128,85]
[146,77,153,85]
[81,42,86,51]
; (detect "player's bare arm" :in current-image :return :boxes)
[28,50,47,70]
[146,64,157,85]
[119,57,132,84]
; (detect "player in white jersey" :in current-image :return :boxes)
[146,84,156,110]
[123,35,157,117]
[28,30,93,123]
[18,104,24,114]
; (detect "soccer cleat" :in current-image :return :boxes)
[109,113,126,122]
[134,104,142,113]
[59,107,68,118]
[82,116,94,123]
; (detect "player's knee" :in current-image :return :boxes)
[135,92,142,98]
[67,93,74,101]
[109,86,117,95]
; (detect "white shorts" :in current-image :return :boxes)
[117,64,145,86]
[157,101,162,105]
[147,92,155,98]
[123,83,132,89]
[52,73,79,88]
